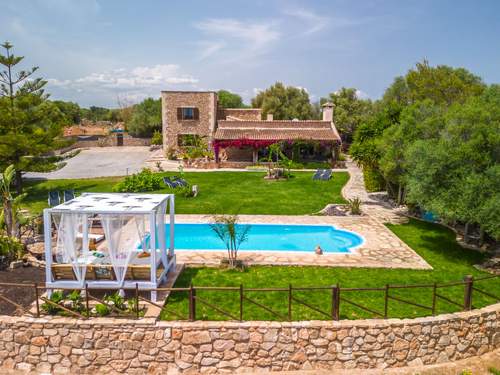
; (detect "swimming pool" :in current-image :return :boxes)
[159,223,363,253]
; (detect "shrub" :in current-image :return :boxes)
[94,303,110,316]
[41,291,64,315]
[348,197,362,215]
[0,235,24,263]
[363,166,386,192]
[151,130,162,145]
[113,168,162,192]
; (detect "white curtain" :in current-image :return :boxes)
[100,214,147,287]
[53,213,85,283]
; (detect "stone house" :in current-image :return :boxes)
[161,91,341,164]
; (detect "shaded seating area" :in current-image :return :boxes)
[43,193,176,302]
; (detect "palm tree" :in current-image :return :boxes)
[209,214,251,268]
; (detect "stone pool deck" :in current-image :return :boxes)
[174,215,431,269]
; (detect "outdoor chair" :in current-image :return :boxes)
[163,177,178,188]
[321,169,332,180]
[172,176,188,187]
[312,169,325,180]
[63,189,75,202]
[48,191,60,207]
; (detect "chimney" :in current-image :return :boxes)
[266,113,274,121]
[322,102,334,122]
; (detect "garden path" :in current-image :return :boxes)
[342,158,409,224]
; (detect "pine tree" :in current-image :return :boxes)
[0,42,64,192]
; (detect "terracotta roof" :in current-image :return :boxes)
[214,120,341,142]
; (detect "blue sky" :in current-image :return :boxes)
[1,0,499,107]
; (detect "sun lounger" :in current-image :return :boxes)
[172,176,188,187]
[163,177,180,188]
[312,169,323,180]
[321,169,332,180]
[48,191,60,206]
[63,190,75,202]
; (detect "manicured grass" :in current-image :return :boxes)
[23,171,349,215]
[161,219,500,321]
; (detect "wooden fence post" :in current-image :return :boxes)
[432,283,437,316]
[34,283,40,318]
[288,284,292,321]
[85,283,90,318]
[135,283,139,319]
[239,284,243,322]
[332,284,340,321]
[189,284,196,321]
[384,284,389,319]
[463,275,473,311]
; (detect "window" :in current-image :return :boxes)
[177,107,199,121]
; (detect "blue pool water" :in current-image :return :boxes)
[159,223,363,253]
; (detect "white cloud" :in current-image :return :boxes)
[48,64,197,90]
[47,64,198,105]
[195,18,280,61]
[283,8,330,35]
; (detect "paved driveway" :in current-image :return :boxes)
[25,147,153,180]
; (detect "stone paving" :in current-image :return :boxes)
[343,158,409,225]
[174,215,431,269]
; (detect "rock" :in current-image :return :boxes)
[71,334,85,348]
[182,331,211,345]
[31,336,48,346]
[201,357,218,366]
[213,339,234,352]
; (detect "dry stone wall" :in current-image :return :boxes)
[0,303,498,374]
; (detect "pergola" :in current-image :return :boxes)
[43,193,175,301]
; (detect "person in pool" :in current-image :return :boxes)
[315,245,323,255]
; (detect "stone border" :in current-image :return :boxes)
[1,303,498,374]
[174,214,431,269]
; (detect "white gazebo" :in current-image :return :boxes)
[43,193,175,301]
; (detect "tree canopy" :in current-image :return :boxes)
[350,60,497,240]
[322,87,372,143]
[251,82,314,120]
[0,42,65,191]
[217,90,245,108]
[125,97,161,137]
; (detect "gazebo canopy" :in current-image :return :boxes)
[44,193,176,302]
[50,192,170,214]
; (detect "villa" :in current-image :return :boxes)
[161,91,342,164]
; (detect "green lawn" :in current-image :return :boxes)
[161,219,500,321]
[23,171,349,215]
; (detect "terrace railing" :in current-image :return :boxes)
[0,274,498,321]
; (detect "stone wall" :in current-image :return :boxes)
[162,91,217,151]
[0,303,498,374]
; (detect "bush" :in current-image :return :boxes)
[41,291,64,315]
[0,236,24,264]
[151,130,162,145]
[363,166,386,192]
[113,168,162,192]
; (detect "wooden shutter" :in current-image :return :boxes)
[177,108,182,120]
[193,108,199,120]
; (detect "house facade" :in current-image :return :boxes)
[161,90,341,164]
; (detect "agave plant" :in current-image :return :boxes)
[348,197,362,215]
